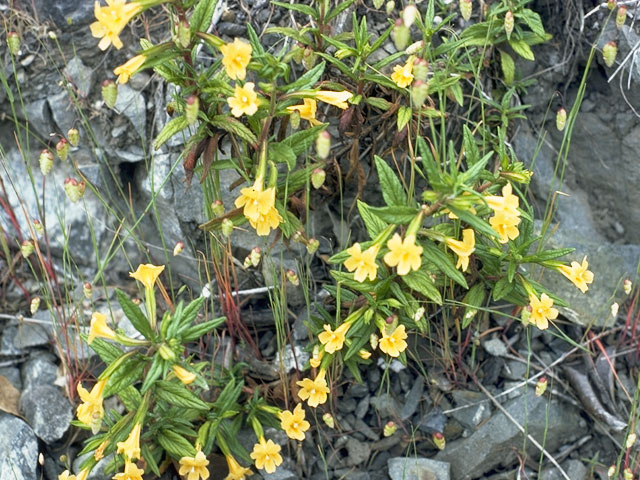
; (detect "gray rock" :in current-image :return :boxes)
[21,351,58,391]
[262,468,298,480]
[0,366,22,390]
[72,452,114,480]
[0,326,24,355]
[344,437,371,467]
[114,84,147,140]
[564,459,588,480]
[435,388,581,480]
[371,393,400,418]
[49,90,77,134]
[20,385,73,443]
[0,412,38,480]
[275,344,309,372]
[63,56,95,98]
[449,390,491,430]
[23,99,54,139]
[32,0,95,27]
[12,321,51,349]
[483,338,508,357]
[400,376,424,420]
[388,457,451,480]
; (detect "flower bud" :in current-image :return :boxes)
[101,79,117,108]
[413,307,425,322]
[173,241,184,256]
[21,239,35,258]
[392,20,410,51]
[177,19,191,48]
[289,109,301,130]
[603,41,617,67]
[608,465,617,478]
[370,332,379,349]
[556,108,567,131]
[322,412,335,429]
[406,40,424,56]
[307,238,320,254]
[64,177,86,202]
[617,6,627,28]
[611,302,619,318]
[7,32,20,55]
[624,278,633,295]
[535,377,548,397]
[432,432,446,450]
[460,0,472,21]
[38,453,45,466]
[627,433,637,449]
[30,297,40,315]
[402,4,418,28]
[67,128,79,147]
[292,231,304,243]
[386,1,395,15]
[211,200,225,217]
[608,0,617,9]
[33,219,44,235]
[48,31,57,40]
[56,138,69,161]
[312,167,326,189]
[221,218,234,237]
[521,305,532,326]
[358,349,371,360]
[372,0,384,9]
[384,421,398,437]
[39,150,54,176]
[302,47,317,70]
[185,95,199,125]
[412,58,429,82]
[83,282,93,299]
[624,468,633,480]
[315,131,331,160]
[310,346,322,368]
[286,269,299,286]
[249,247,261,267]
[504,10,514,38]
[386,314,397,324]
[411,80,429,108]
[158,343,176,361]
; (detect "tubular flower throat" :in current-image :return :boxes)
[224,454,252,480]
[485,183,521,243]
[379,324,408,357]
[179,449,210,480]
[528,293,558,330]
[445,229,476,272]
[76,378,107,430]
[90,0,142,50]
[116,423,141,461]
[313,90,353,109]
[558,256,594,293]
[220,38,252,80]
[113,462,144,480]
[318,322,350,354]
[228,82,259,117]
[172,364,197,385]
[296,370,330,407]
[344,243,379,282]
[383,233,423,275]
[286,98,320,125]
[113,54,145,84]
[88,312,117,344]
[280,403,311,441]
[129,263,165,289]
[391,60,414,88]
[250,437,283,474]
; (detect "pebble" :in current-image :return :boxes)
[388,457,451,480]
[0,412,38,480]
[20,385,73,443]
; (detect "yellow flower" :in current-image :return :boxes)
[228,82,259,117]
[58,471,76,480]
[358,349,372,359]
[279,403,311,441]
[489,211,521,244]
[172,364,197,385]
[528,293,558,330]
[117,423,141,461]
[235,185,274,220]
[113,54,146,84]
[379,324,408,357]
[112,461,144,480]
[90,0,142,50]
[445,229,475,272]
[318,322,350,354]
[313,90,353,109]
[383,233,423,275]
[129,263,165,289]
[286,98,320,125]
[220,38,252,80]
[309,346,323,368]
[248,207,283,236]
[76,469,90,480]
[250,437,283,474]
[88,312,117,344]
[76,378,107,432]
[391,60,414,88]
[94,439,109,460]
[179,448,210,480]
[558,256,594,293]
[344,243,379,282]
[224,454,252,480]
[296,370,330,407]
[485,182,520,215]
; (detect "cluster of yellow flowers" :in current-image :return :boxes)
[234,182,283,236]
[485,183,521,243]
[90,0,142,50]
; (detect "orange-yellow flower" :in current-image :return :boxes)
[313,90,353,109]
[248,207,282,236]
[489,211,521,244]
[445,229,475,272]
[172,364,196,385]
[76,378,107,433]
[75,469,90,480]
[90,0,142,50]
[88,312,117,344]
[286,98,320,125]
[114,54,146,84]
[279,403,310,441]
[296,370,330,407]
[391,60,414,88]
[318,322,350,354]
[112,461,144,480]
[224,454,252,480]
[383,233,423,275]
[344,243,379,282]
[485,182,520,215]
[129,263,165,289]
[58,471,77,480]
[558,256,594,293]
[220,38,252,80]
[228,82,259,117]
[179,448,210,480]
[309,346,323,368]
[378,324,408,357]
[235,185,275,221]
[250,437,282,473]
[528,293,558,330]
[117,423,141,461]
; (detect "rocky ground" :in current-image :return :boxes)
[1,0,640,479]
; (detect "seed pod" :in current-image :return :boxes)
[608,0,617,9]
[33,219,44,235]
[101,79,117,108]
[185,95,199,125]
[67,128,80,147]
[221,218,234,237]
[83,282,93,299]
[535,377,548,396]
[432,432,446,450]
[626,433,637,449]
[48,31,58,40]
[392,20,410,51]
[385,0,395,15]
[608,465,616,478]
[521,305,532,326]
[402,4,418,28]
[30,297,40,315]
[624,278,633,295]
[413,307,425,322]
[358,349,371,359]
[64,177,86,203]
[617,6,627,28]
[39,150,54,176]
[307,238,320,254]
[372,0,384,9]
[556,108,567,131]
[413,58,429,82]
[250,247,261,267]
[369,332,379,349]
[406,40,424,56]
[315,132,331,160]
[173,241,184,256]
[302,47,317,70]
[411,80,429,108]
[21,239,35,258]
[177,19,191,48]
[460,0,472,21]
[611,302,619,318]
[7,32,20,55]
[286,269,299,286]
[322,413,335,429]
[56,138,69,161]
[623,468,633,480]
[289,109,301,130]
[504,10,514,39]
[383,421,397,437]
[211,200,224,217]
[158,343,176,361]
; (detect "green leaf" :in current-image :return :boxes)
[325,0,356,23]
[523,247,575,263]
[88,337,123,364]
[500,50,515,85]
[492,277,514,301]
[517,9,546,39]
[141,355,164,394]
[245,23,265,56]
[190,0,220,34]
[401,270,442,305]
[154,116,189,150]
[141,443,162,477]
[271,0,317,18]
[330,271,378,292]
[269,142,297,170]
[265,26,311,45]
[118,386,142,411]
[369,205,419,224]
[181,317,226,342]
[174,297,207,333]
[458,152,491,184]
[397,105,412,131]
[461,283,486,328]
[421,242,468,288]
[447,206,497,239]
[357,200,387,238]
[155,380,210,410]
[280,124,327,155]
[509,38,535,61]
[116,289,154,340]
[462,125,480,166]
[375,156,407,207]
[284,61,325,92]
[365,97,392,111]
[104,358,146,397]
[209,115,258,146]
[157,429,197,458]
[449,82,464,107]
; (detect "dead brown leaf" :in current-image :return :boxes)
[0,375,21,417]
